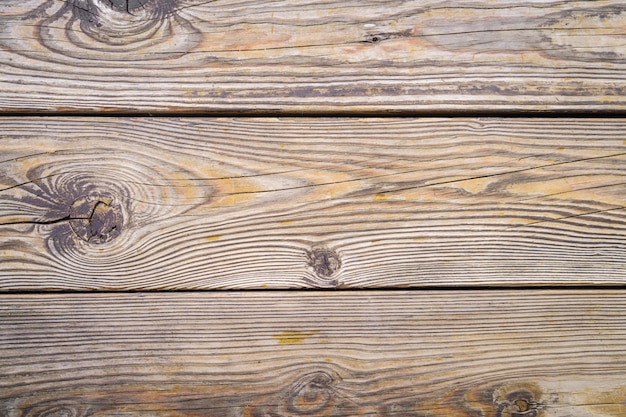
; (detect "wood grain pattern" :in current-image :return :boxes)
[1,291,626,416]
[1,0,626,113]
[1,117,625,290]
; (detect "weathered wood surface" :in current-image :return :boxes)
[1,117,625,290]
[1,291,625,417]
[1,0,626,113]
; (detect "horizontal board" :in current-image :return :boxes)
[1,117,626,290]
[1,291,626,416]
[1,1,626,113]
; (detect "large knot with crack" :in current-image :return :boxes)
[35,0,201,61]
[69,193,123,244]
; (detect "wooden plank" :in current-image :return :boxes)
[1,291,625,416]
[1,1,626,113]
[1,117,625,290]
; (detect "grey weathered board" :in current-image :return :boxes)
[1,117,625,290]
[1,0,626,113]
[1,291,626,417]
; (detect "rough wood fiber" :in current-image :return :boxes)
[1,0,626,113]
[1,117,625,290]
[1,291,626,417]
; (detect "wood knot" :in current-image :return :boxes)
[287,371,336,415]
[74,0,178,29]
[69,194,123,244]
[363,30,412,44]
[495,389,543,417]
[250,370,346,417]
[33,406,78,417]
[108,0,153,13]
[100,0,179,14]
[307,248,341,282]
[18,403,85,417]
[36,0,200,61]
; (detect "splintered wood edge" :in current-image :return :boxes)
[1,291,625,416]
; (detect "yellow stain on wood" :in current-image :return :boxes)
[273,330,319,345]
[227,177,264,194]
[199,29,292,54]
[216,194,257,208]
[581,385,626,417]
[507,177,573,196]
[205,236,221,242]
[187,165,263,209]
[455,177,492,194]
[508,176,624,206]
[168,170,206,202]
[374,194,388,201]
[279,220,294,225]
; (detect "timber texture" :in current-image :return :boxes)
[2,1,626,416]
[1,117,625,289]
[2,291,626,417]
[0,0,626,113]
